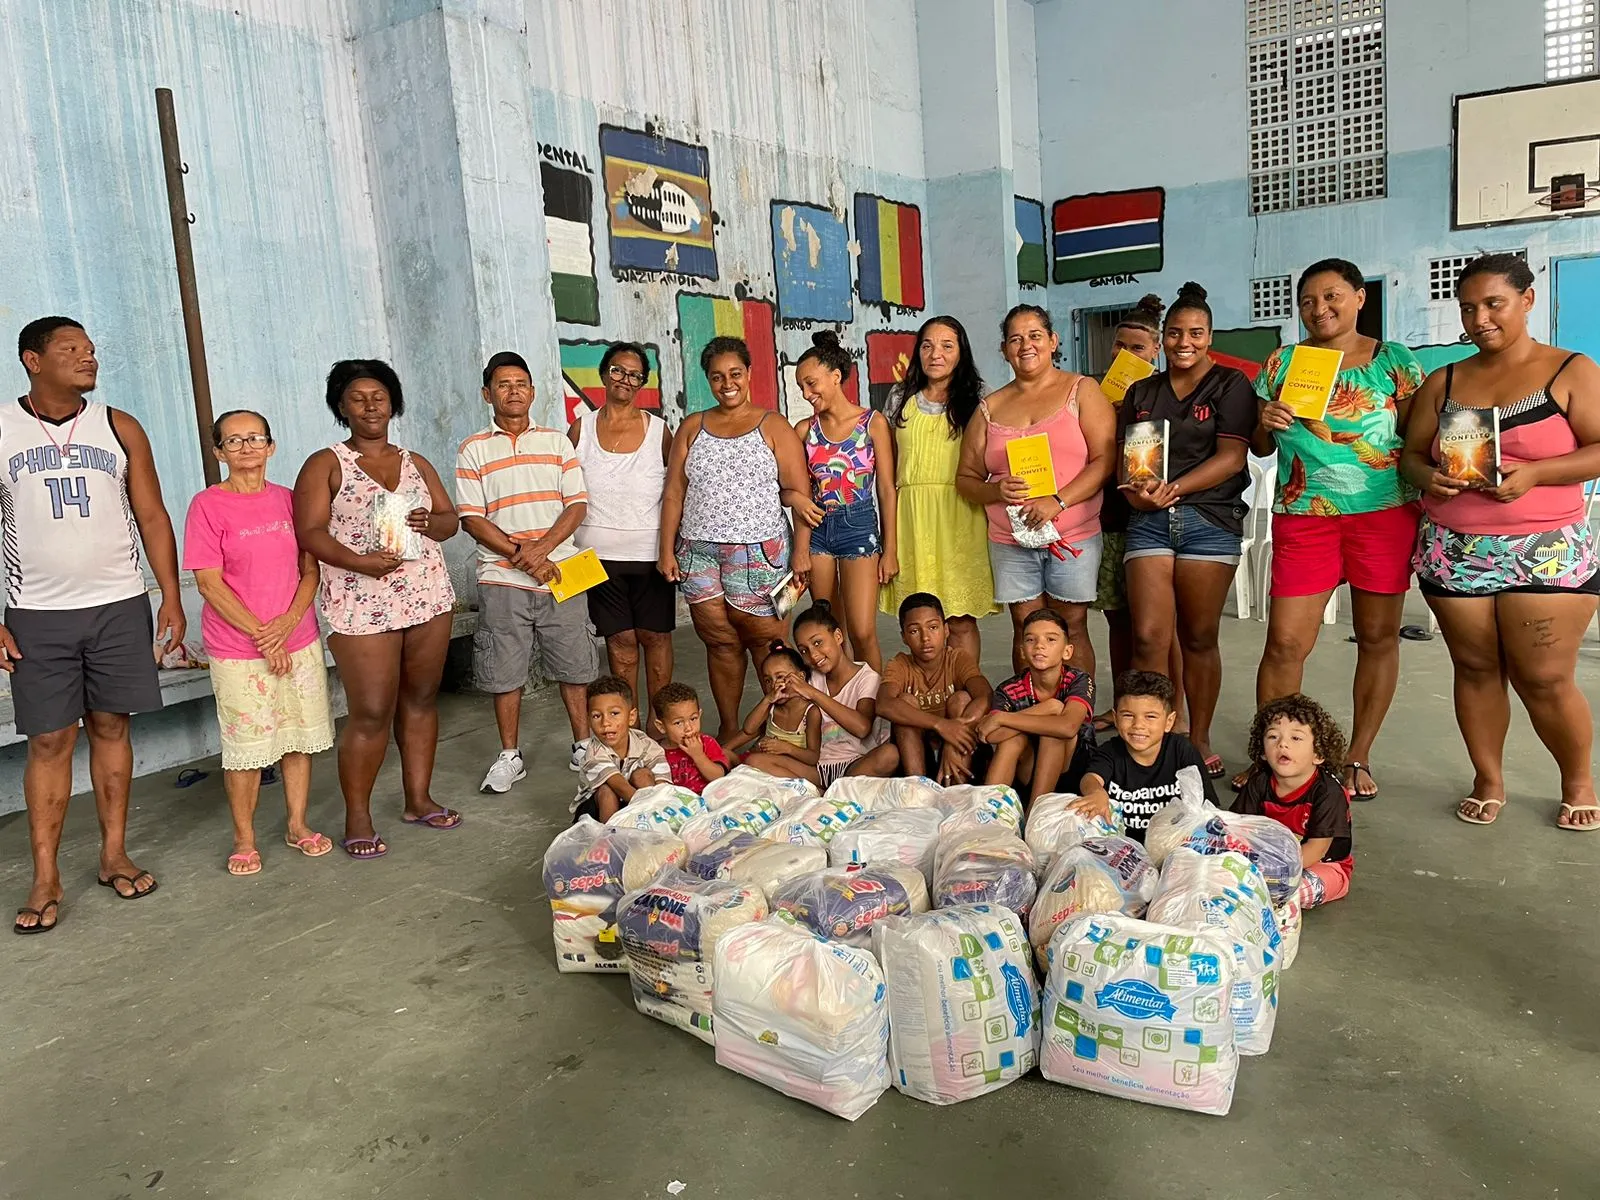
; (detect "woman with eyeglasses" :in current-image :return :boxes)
[182,410,335,875]
[568,343,676,723]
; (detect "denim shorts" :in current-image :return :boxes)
[1124,506,1242,566]
[810,499,881,560]
[989,533,1103,606]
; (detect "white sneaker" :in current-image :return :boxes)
[480,750,526,793]
[569,740,587,772]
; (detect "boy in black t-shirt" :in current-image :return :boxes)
[1072,671,1216,842]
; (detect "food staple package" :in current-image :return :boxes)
[712,912,890,1121]
[933,784,1024,839]
[1147,849,1282,1055]
[702,765,819,812]
[1041,913,1240,1116]
[824,775,944,813]
[1177,810,1305,909]
[689,831,826,902]
[1024,792,1121,868]
[1143,767,1222,867]
[931,830,1038,920]
[603,783,707,835]
[616,869,768,1043]
[1029,835,1158,971]
[873,904,1039,1105]
[678,794,784,854]
[542,818,687,972]
[765,794,866,847]
[827,808,946,881]
[771,866,930,947]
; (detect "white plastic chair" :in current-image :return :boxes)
[1235,455,1276,621]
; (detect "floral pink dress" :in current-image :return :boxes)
[319,442,455,635]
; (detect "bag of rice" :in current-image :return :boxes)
[873,904,1039,1105]
[616,869,768,1043]
[1024,792,1121,868]
[934,784,1024,839]
[765,794,866,847]
[827,808,946,882]
[1147,849,1282,1055]
[771,866,930,947]
[703,765,819,812]
[1029,835,1158,971]
[689,831,825,901]
[603,783,707,835]
[542,818,686,972]
[1040,913,1239,1116]
[931,829,1038,919]
[712,911,890,1120]
[678,793,784,854]
[825,775,943,813]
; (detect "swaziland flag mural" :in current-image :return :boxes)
[1015,196,1048,288]
[1051,188,1165,284]
[676,294,779,415]
[599,125,717,279]
[854,193,925,310]
[560,340,662,423]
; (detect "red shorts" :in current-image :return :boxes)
[1270,503,1421,597]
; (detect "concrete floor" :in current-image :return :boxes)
[2,611,1598,1200]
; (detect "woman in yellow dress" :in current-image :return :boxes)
[880,316,997,662]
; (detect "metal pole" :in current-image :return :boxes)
[154,87,219,487]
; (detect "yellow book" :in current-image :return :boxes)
[548,548,609,603]
[1100,348,1157,406]
[1005,433,1058,499]
[1278,345,1344,421]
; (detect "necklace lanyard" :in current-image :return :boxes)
[29,399,86,454]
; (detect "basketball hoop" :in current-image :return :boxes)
[1536,173,1599,212]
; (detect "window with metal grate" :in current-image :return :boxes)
[1252,276,1295,321]
[1545,1,1598,79]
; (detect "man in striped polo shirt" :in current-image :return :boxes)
[456,351,597,793]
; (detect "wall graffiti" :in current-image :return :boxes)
[1209,326,1283,382]
[770,200,852,323]
[540,152,600,326]
[865,330,917,412]
[1052,188,1165,284]
[559,340,662,423]
[853,193,925,311]
[1410,340,1477,374]
[599,125,717,280]
[1015,196,1047,289]
[676,293,778,415]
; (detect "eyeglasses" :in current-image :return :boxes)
[607,366,647,386]
[218,434,271,450]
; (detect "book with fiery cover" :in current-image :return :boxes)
[1437,407,1500,490]
[1120,419,1169,488]
[372,491,426,560]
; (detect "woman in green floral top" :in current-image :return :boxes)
[1241,259,1425,801]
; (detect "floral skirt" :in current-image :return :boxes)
[210,641,335,770]
[1413,517,1600,597]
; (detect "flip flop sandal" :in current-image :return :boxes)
[402,807,462,830]
[227,851,263,876]
[1344,761,1379,802]
[285,833,334,857]
[14,899,60,935]
[341,836,388,860]
[175,768,208,788]
[1455,797,1505,825]
[98,871,159,899]
[1399,625,1434,642]
[1202,754,1226,779]
[1230,766,1254,793]
[1556,803,1600,832]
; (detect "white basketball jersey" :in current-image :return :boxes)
[0,398,146,610]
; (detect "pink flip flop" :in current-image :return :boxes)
[284,833,333,857]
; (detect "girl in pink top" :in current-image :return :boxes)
[1401,254,1600,832]
[956,305,1116,676]
[293,360,461,858]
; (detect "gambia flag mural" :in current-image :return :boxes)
[1051,188,1165,284]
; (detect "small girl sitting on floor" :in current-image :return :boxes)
[780,601,897,786]
[1231,693,1353,908]
[727,644,821,778]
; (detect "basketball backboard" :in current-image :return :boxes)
[1453,77,1600,229]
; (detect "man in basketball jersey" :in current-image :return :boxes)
[3,317,186,933]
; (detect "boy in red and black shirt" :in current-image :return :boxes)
[1231,693,1352,908]
[976,609,1095,802]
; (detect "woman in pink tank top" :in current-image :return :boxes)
[956,304,1116,681]
[1401,254,1600,831]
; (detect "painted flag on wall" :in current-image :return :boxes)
[854,194,925,309]
[865,330,917,412]
[1015,196,1048,288]
[676,294,779,415]
[560,340,662,423]
[600,125,717,279]
[542,162,600,325]
[770,201,853,322]
[1051,188,1165,283]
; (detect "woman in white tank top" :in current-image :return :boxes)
[566,343,677,720]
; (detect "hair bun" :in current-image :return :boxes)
[1135,293,1165,315]
[812,330,841,351]
[1177,281,1207,302]
[768,638,787,653]
[813,599,832,613]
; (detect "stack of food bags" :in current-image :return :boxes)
[1029,835,1158,971]
[542,817,685,972]
[931,829,1038,919]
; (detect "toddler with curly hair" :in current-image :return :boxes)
[1230,693,1353,908]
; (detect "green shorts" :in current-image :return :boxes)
[1091,531,1127,612]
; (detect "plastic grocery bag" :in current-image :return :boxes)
[1029,835,1158,972]
[1143,767,1221,867]
[1025,792,1121,868]
[771,866,930,947]
[542,818,686,972]
[616,869,768,1043]
[824,775,944,813]
[603,783,707,835]
[873,904,1039,1105]
[765,795,866,847]
[1178,810,1305,909]
[934,784,1024,839]
[689,831,826,902]
[702,765,819,812]
[931,829,1038,919]
[678,794,784,854]
[712,912,890,1121]
[827,808,946,882]
[1040,913,1239,1116]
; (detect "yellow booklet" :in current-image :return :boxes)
[1278,345,1344,420]
[548,548,609,603]
[1100,348,1157,406]
[1005,433,1058,499]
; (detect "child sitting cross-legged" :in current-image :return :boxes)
[975,608,1094,803]
[875,592,993,785]
[1070,670,1218,843]
[724,643,823,779]
[652,681,729,796]
[789,601,898,784]
[571,675,671,822]
[1231,693,1353,909]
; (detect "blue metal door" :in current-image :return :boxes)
[1553,254,1600,361]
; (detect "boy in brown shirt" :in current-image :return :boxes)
[875,593,992,784]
